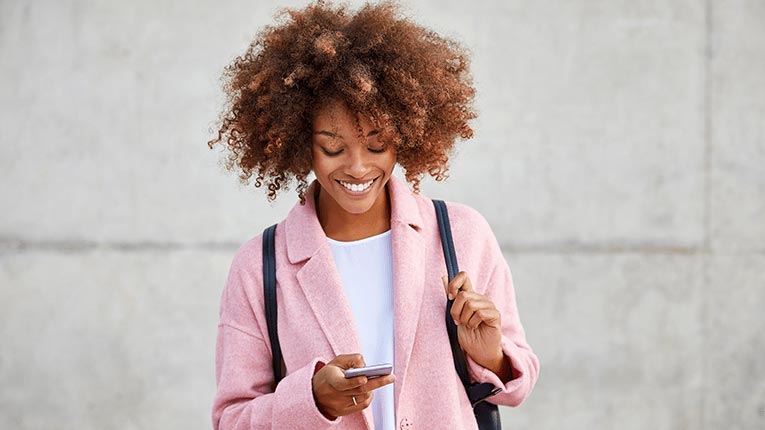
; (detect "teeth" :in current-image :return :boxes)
[339,179,374,192]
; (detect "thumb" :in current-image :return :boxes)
[331,353,366,370]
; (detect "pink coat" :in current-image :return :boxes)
[212,176,539,430]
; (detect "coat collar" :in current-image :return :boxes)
[388,174,425,231]
[284,175,424,264]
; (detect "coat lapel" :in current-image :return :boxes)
[387,177,426,412]
[285,183,362,357]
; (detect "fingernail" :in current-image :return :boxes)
[448,293,454,300]
[453,319,459,326]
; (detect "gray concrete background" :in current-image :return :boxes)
[1,0,763,429]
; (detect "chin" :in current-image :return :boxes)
[339,200,377,215]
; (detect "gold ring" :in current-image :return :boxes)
[352,396,357,406]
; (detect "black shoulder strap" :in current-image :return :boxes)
[433,200,502,408]
[433,199,472,388]
[262,224,283,387]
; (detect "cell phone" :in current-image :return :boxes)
[344,363,393,379]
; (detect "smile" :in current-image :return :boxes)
[337,177,377,193]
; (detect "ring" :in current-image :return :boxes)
[352,396,357,406]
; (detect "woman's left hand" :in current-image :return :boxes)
[442,272,504,372]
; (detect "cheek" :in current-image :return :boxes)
[310,151,329,176]
[311,157,341,188]
[384,154,397,174]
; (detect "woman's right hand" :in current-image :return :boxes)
[311,353,395,420]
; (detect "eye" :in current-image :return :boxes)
[321,148,343,157]
[368,146,387,154]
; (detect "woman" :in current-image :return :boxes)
[208,2,539,429]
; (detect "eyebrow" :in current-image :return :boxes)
[313,130,379,138]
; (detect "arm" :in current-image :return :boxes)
[464,253,540,407]
[443,264,539,407]
[212,249,342,430]
[442,203,540,407]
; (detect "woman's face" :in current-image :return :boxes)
[311,100,396,216]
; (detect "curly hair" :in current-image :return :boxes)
[208,0,477,202]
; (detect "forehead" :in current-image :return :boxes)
[311,99,374,132]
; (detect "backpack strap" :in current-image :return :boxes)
[262,224,283,387]
[432,200,502,408]
[433,199,472,388]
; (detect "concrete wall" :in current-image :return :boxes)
[1,0,763,429]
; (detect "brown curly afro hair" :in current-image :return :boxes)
[208,0,477,202]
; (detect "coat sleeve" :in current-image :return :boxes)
[212,242,343,430]
[465,257,540,406]
[449,204,540,407]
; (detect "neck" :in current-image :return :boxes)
[315,184,392,242]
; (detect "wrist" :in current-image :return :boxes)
[491,355,513,383]
[479,348,513,383]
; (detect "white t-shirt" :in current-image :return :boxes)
[328,230,395,430]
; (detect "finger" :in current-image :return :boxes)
[357,392,374,408]
[458,293,491,326]
[329,354,367,383]
[445,272,467,300]
[450,290,483,324]
[331,353,366,370]
[346,374,396,395]
[452,291,493,326]
[327,392,371,418]
[457,295,493,327]
[346,392,374,413]
[330,368,368,391]
[449,288,467,323]
[324,361,369,391]
[339,375,369,390]
[443,274,460,300]
[466,308,500,329]
[459,272,474,293]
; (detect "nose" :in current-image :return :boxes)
[346,146,370,178]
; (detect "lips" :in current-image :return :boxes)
[336,176,378,193]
